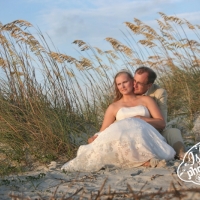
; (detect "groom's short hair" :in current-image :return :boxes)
[135,66,157,84]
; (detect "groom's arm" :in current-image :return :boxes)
[149,88,168,124]
[134,96,166,130]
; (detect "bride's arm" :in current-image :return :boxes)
[100,104,116,131]
[88,104,116,143]
[135,96,165,131]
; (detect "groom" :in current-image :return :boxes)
[133,66,185,159]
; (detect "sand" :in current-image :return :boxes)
[1,159,200,200]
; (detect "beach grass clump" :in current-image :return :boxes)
[0,13,200,174]
[0,20,112,174]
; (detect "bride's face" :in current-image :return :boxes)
[115,73,133,95]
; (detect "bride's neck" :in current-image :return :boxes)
[121,94,137,102]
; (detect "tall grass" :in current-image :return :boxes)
[0,13,200,175]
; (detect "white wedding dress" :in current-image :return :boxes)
[61,105,176,172]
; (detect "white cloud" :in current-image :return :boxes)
[39,1,158,40]
[34,0,200,55]
[176,11,200,24]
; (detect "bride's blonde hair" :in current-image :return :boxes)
[113,69,133,102]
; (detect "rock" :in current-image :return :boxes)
[166,115,190,135]
[192,115,200,142]
[48,161,57,170]
[157,160,166,168]
[174,161,180,167]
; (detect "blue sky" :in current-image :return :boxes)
[1,0,200,58]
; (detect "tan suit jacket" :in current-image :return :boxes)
[145,84,168,123]
[145,85,185,150]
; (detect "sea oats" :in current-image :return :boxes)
[168,16,184,25]
[105,38,133,57]
[192,59,200,67]
[173,52,185,58]
[124,22,140,34]
[49,52,76,64]
[16,72,24,76]
[81,45,90,51]
[94,67,105,77]
[0,57,8,68]
[74,61,84,71]
[73,39,86,46]
[0,34,9,45]
[79,57,93,69]
[140,25,158,36]
[94,55,102,63]
[122,45,133,57]
[187,40,200,48]
[132,58,144,65]
[145,60,159,68]
[49,52,63,63]
[134,18,143,26]
[105,38,121,50]
[148,56,162,60]
[94,47,104,55]
[61,54,76,64]
[184,20,195,30]
[73,40,90,51]
[107,56,115,64]
[65,69,75,77]
[157,20,168,31]
[142,32,155,41]
[169,42,184,49]
[1,23,12,31]
[161,31,175,41]
[12,19,32,27]
[164,21,174,31]
[100,65,110,70]
[157,36,168,45]
[139,40,156,48]
[10,26,22,39]
[105,50,119,60]
[158,12,169,21]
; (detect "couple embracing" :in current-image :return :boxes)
[61,66,185,172]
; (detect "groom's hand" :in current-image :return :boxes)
[88,135,98,144]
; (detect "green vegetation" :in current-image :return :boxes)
[0,13,200,175]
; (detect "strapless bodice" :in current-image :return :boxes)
[116,105,150,121]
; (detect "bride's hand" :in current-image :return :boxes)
[134,115,143,119]
[88,135,98,144]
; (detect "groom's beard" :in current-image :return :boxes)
[133,85,151,95]
[133,88,147,95]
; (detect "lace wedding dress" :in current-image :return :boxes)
[61,105,176,172]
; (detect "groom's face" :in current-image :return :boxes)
[133,72,152,95]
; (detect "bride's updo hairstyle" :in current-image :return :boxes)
[113,69,133,102]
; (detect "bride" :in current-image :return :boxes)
[61,69,176,172]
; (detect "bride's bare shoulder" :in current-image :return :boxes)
[108,100,122,112]
[136,96,155,106]
[137,95,152,101]
[109,101,119,109]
